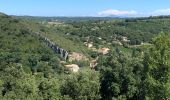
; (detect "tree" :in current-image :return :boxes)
[141,33,170,100]
[0,79,4,98]
[98,51,142,100]
[1,63,39,100]
[38,78,62,100]
[61,69,101,100]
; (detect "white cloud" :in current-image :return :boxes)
[152,8,170,15]
[98,9,138,16]
[97,8,170,17]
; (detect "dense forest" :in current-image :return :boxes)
[0,13,170,100]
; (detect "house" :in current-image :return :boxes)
[98,48,110,55]
[65,33,70,35]
[84,42,93,48]
[65,64,80,72]
[87,43,93,48]
[98,37,102,40]
[68,52,88,62]
[90,60,98,69]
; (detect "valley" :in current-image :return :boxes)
[0,12,170,99]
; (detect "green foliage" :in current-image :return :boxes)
[38,78,61,100]
[1,13,170,100]
[141,33,170,100]
[0,14,64,99]
[0,64,38,99]
[0,63,63,100]
[50,16,170,47]
[97,51,143,100]
[61,69,101,100]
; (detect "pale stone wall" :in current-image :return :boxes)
[34,32,69,60]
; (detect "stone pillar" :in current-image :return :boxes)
[64,51,69,60]
[60,48,64,58]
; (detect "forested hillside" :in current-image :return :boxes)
[58,16,170,44]
[0,13,170,100]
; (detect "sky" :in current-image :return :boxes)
[0,0,170,17]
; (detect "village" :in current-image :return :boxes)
[36,29,142,73]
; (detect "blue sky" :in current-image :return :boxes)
[0,0,170,17]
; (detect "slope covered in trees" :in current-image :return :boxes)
[0,13,101,99]
[0,13,170,99]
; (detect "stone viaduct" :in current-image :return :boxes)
[34,32,69,60]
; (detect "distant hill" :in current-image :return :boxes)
[0,12,7,16]
[14,16,118,22]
